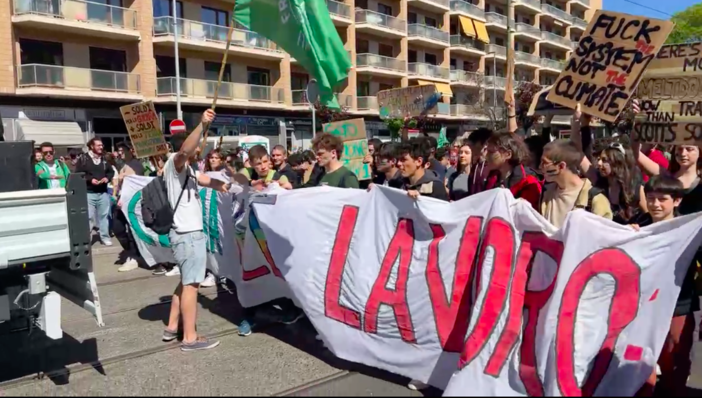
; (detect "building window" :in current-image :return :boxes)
[408,12,417,24]
[153,0,182,18]
[291,73,308,90]
[379,83,393,92]
[496,37,505,46]
[450,58,457,70]
[89,47,127,91]
[357,81,370,96]
[409,50,417,63]
[522,17,531,24]
[202,6,228,26]
[377,3,392,15]
[20,38,63,65]
[496,6,504,14]
[155,55,187,77]
[356,0,368,9]
[357,39,369,54]
[425,17,437,27]
[425,53,437,65]
[205,61,231,82]
[379,43,393,57]
[247,67,270,86]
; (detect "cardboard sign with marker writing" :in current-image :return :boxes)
[377,85,439,118]
[119,101,168,158]
[546,10,674,123]
[323,118,372,181]
[634,42,702,144]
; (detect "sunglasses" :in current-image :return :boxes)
[42,150,54,155]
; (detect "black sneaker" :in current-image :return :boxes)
[181,337,220,352]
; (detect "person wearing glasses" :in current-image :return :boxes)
[35,142,71,189]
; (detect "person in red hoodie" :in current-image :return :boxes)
[484,132,542,209]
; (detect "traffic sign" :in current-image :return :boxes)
[306,79,319,105]
[169,119,186,134]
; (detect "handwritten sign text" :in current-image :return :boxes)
[120,101,168,158]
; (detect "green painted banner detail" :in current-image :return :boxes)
[127,191,170,248]
[200,188,222,255]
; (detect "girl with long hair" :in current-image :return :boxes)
[205,149,225,172]
[447,141,472,201]
[594,143,647,224]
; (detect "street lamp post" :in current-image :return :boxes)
[172,0,182,120]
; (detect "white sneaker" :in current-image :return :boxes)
[165,266,181,277]
[408,380,428,391]
[101,239,113,246]
[118,258,139,272]
[201,273,216,288]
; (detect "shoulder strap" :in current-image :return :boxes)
[584,186,604,212]
[172,167,190,212]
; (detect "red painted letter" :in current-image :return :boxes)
[364,218,416,343]
[324,205,362,329]
[426,217,483,352]
[459,217,516,367]
[556,249,641,397]
[237,238,271,281]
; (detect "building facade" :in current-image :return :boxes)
[0,0,600,150]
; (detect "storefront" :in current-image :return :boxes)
[286,118,314,151]
[0,106,88,154]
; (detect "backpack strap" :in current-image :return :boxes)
[583,187,604,213]
[172,166,191,213]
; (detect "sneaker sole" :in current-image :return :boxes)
[237,330,252,337]
[180,340,221,352]
[162,336,178,342]
[281,313,305,325]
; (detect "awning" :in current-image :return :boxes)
[16,119,85,147]
[417,80,454,97]
[473,20,490,44]
[459,16,476,38]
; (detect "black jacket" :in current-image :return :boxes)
[76,153,115,194]
[402,171,449,201]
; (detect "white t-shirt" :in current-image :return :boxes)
[164,154,203,233]
[47,164,61,189]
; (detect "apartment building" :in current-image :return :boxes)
[0,0,599,149]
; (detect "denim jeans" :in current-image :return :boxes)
[87,192,111,242]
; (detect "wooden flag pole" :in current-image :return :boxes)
[199,20,236,155]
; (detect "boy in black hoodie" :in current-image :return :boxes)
[397,138,448,201]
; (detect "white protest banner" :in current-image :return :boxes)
[252,186,702,395]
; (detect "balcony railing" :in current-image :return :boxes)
[408,24,449,43]
[326,0,351,18]
[541,31,571,47]
[153,17,279,53]
[449,0,484,19]
[450,35,485,52]
[572,41,579,50]
[409,63,450,79]
[356,53,406,72]
[486,44,507,57]
[156,77,284,103]
[514,0,540,9]
[292,90,309,106]
[515,51,540,65]
[484,75,507,88]
[515,22,540,37]
[485,12,509,27]
[409,0,449,8]
[541,4,572,23]
[451,104,484,116]
[14,0,137,30]
[540,58,565,70]
[18,64,140,93]
[572,17,588,29]
[357,96,379,111]
[570,0,590,7]
[450,70,483,85]
[355,9,406,33]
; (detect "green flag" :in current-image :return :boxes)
[234,0,351,109]
[437,127,449,147]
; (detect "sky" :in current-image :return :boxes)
[603,0,695,19]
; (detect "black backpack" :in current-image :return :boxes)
[141,168,191,235]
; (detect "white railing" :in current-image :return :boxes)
[515,22,540,37]
[408,63,450,79]
[14,0,137,30]
[355,9,406,33]
[408,24,449,43]
[540,58,564,70]
[514,0,540,9]
[153,17,279,52]
[292,90,309,105]
[450,70,483,85]
[486,44,507,57]
[572,17,587,29]
[450,35,485,52]
[449,0,484,18]
[409,0,449,8]
[156,77,284,103]
[18,64,140,93]
[326,0,351,18]
[541,4,572,23]
[356,53,406,72]
[515,51,540,65]
[570,0,590,7]
[484,75,507,88]
[357,96,379,111]
[485,12,508,27]
[541,31,572,47]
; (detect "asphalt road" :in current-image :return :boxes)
[0,244,700,396]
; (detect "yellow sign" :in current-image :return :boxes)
[547,10,674,123]
[119,101,169,158]
[633,42,702,144]
[322,118,371,181]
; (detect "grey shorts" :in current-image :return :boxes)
[169,230,207,286]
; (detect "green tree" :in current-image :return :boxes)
[666,3,702,44]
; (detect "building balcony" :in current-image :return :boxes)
[513,0,541,13]
[540,4,573,25]
[571,40,579,50]
[451,104,487,117]
[407,0,450,14]
[326,0,352,26]
[408,24,449,49]
[540,57,565,72]
[484,75,507,89]
[155,77,285,109]
[514,22,541,41]
[515,51,540,67]
[449,0,485,20]
[571,17,588,31]
[449,70,483,87]
[449,35,486,55]
[485,12,509,30]
[12,0,139,41]
[152,17,284,60]
[568,0,590,9]
[17,64,142,100]
[355,9,406,39]
[357,96,379,112]
[540,31,573,50]
[292,89,310,106]
[485,44,507,59]
[356,53,406,77]
[408,63,450,80]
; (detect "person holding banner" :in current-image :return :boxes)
[396,138,448,201]
[162,109,231,352]
[312,133,359,189]
[447,141,473,202]
[239,145,293,190]
[483,133,542,209]
[370,142,403,189]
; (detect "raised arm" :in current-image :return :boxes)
[631,141,664,177]
[174,109,215,173]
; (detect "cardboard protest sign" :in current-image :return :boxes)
[546,11,674,123]
[377,85,440,118]
[527,85,573,116]
[634,42,702,144]
[119,101,168,158]
[323,118,372,180]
